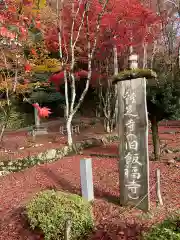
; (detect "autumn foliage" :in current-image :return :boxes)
[0,0,160,122]
[0,0,49,119]
[44,0,160,88]
[32,103,51,118]
[0,0,32,41]
[45,0,160,52]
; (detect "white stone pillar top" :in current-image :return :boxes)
[129,53,138,69]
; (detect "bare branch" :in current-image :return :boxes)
[70,0,84,51]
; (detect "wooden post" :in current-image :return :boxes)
[80,158,94,201]
[115,53,150,211]
[64,219,71,240]
[156,169,163,206]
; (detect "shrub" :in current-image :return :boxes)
[26,190,94,240]
[0,106,34,129]
[144,214,180,240]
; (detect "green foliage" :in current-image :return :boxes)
[0,106,34,129]
[30,73,52,83]
[26,190,94,240]
[147,51,180,122]
[30,91,64,104]
[28,73,65,106]
[147,83,180,121]
[113,68,157,83]
[144,214,180,240]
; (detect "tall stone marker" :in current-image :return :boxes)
[113,54,150,211]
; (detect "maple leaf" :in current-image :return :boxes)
[32,103,51,118]
[38,107,51,118]
[35,20,41,29]
[31,49,37,55]
[24,63,31,72]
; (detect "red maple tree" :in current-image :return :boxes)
[0,1,29,40]
[0,0,41,57]
[41,0,160,145]
[45,0,160,88]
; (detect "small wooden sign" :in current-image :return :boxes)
[117,77,150,211]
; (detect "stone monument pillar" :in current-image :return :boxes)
[113,53,150,211]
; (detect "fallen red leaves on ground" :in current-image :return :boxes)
[0,143,179,240]
[0,121,180,239]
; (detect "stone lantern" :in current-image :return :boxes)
[128,53,138,69]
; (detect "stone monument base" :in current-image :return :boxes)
[32,126,48,136]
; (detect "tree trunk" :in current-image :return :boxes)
[156,169,163,206]
[66,116,73,146]
[96,108,101,117]
[64,219,71,240]
[104,117,113,133]
[104,118,110,133]
[113,45,118,127]
[0,116,10,143]
[143,42,148,69]
[0,107,11,143]
[151,116,160,161]
[0,124,6,143]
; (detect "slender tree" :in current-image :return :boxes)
[44,0,159,145]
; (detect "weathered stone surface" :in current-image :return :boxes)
[117,77,149,211]
[33,126,48,136]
